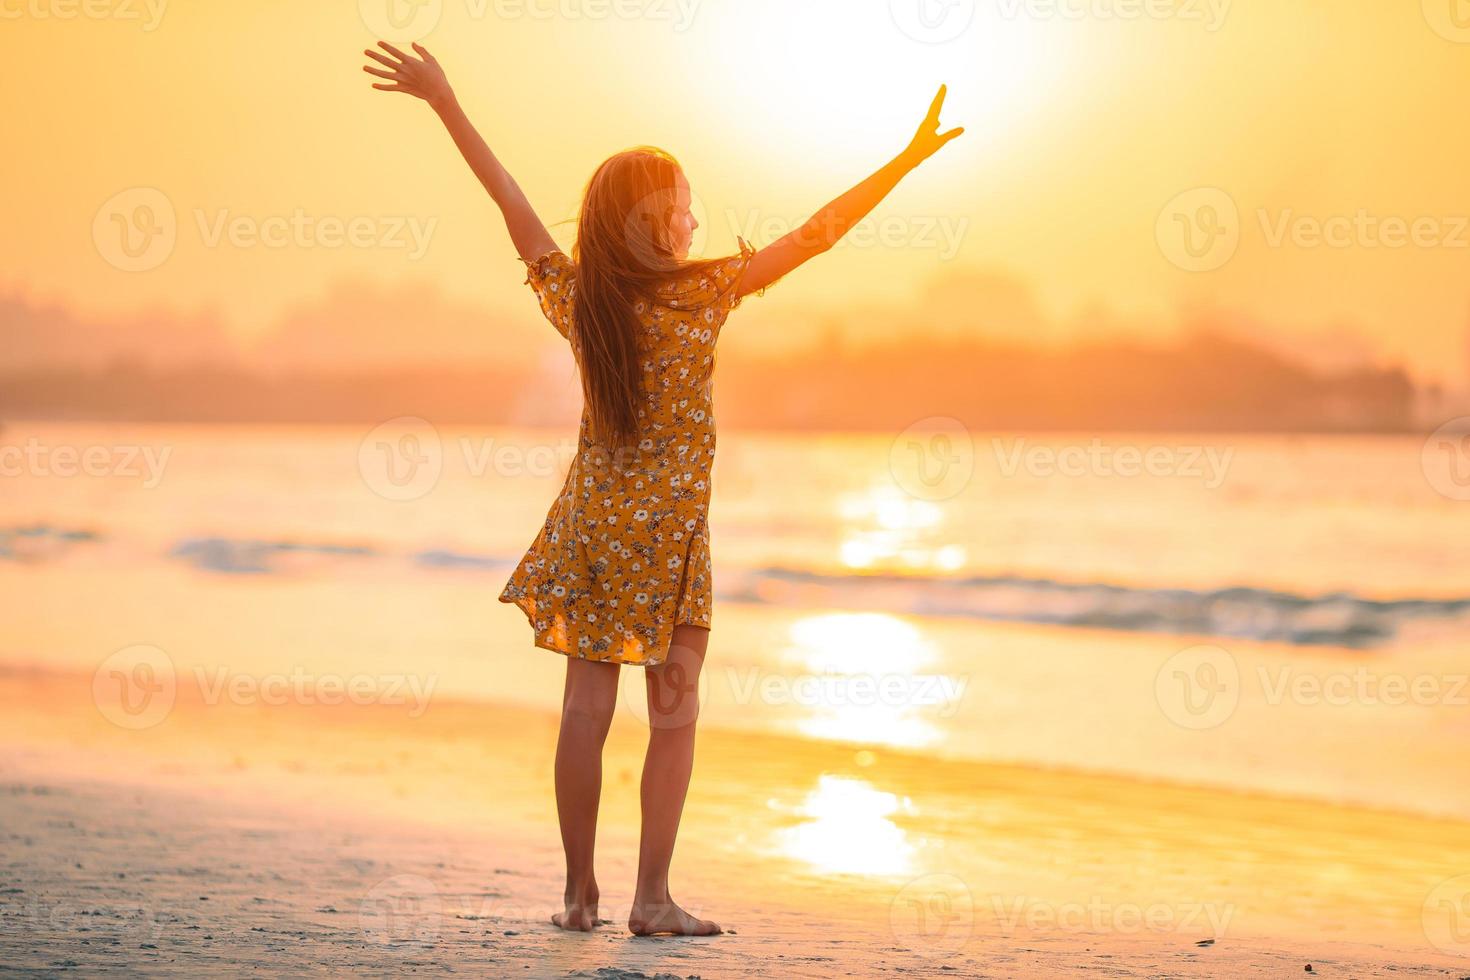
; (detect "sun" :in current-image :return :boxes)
[690,0,1062,164]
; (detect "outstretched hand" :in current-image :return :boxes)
[363,41,454,109]
[903,85,965,166]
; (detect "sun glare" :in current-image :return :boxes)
[777,775,916,876]
[694,1,1060,163]
[788,612,934,676]
[785,612,947,749]
[838,485,968,573]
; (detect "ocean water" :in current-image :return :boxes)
[4,422,1469,817]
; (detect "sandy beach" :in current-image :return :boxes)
[5,664,1469,977]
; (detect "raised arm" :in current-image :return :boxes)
[363,42,557,263]
[738,86,964,298]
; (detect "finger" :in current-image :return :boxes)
[926,84,948,124]
[363,66,397,80]
[372,82,413,93]
[364,49,399,68]
[939,126,965,144]
[411,42,438,64]
[377,40,411,63]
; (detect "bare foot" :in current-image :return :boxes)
[551,887,601,932]
[628,894,721,936]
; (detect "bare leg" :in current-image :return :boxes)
[628,625,721,936]
[551,655,619,931]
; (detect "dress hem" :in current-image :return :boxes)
[498,592,707,668]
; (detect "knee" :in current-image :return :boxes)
[561,691,615,739]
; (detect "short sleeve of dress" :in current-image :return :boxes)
[659,238,763,330]
[522,250,576,340]
[710,238,761,316]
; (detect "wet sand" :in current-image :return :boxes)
[3,665,1469,977]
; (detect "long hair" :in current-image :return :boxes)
[571,147,704,450]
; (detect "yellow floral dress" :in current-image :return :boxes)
[499,243,759,666]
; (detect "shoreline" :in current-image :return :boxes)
[7,657,1470,837]
[11,557,1469,824]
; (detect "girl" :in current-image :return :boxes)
[363,41,962,936]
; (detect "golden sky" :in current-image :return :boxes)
[5,0,1470,379]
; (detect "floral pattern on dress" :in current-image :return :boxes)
[498,242,758,666]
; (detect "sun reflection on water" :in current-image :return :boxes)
[838,485,966,572]
[776,775,916,876]
[785,612,947,749]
